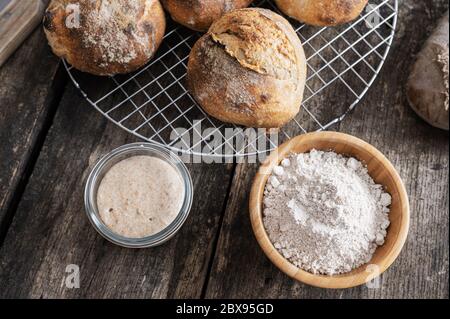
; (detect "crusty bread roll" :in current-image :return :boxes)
[407,11,449,130]
[187,8,307,128]
[161,0,254,32]
[275,0,368,26]
[43,0,166,76]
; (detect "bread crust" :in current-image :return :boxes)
[43,0,166,76]
[161,0,253,31]
[275,0,368,26]
[187,8,307,128]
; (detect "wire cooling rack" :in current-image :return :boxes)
[64,0,398,157]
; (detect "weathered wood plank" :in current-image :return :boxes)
[0,0,448,299]
[205,0,449,299]
[0,0,47,67]
[0,26,64,242]
[0,72,235,298]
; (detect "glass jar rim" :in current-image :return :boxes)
[84,142,193,248]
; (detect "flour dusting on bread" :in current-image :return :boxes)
[44,0,166,76]
[437,47,449,110]
[83,0,153,67]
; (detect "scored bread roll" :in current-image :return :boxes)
[161,0,254,32]
[275,0,368,26]
[187,8,307,128]
[43,0,166,76]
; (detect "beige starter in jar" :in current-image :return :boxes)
[96,155,185,238]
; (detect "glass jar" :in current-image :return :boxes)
[84,143,193,248]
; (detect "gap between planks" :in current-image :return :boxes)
[200,162,238,298]
[0,63,68,247]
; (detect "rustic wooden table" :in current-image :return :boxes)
[0,0,448,299]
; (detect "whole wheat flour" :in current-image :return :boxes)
[263,149,391,275]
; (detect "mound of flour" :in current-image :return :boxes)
[263,149,391,275]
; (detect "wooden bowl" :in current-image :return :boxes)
[249,132,410,289]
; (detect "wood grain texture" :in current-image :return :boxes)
[0,0,46,67]
[0,0,448,299]
[0,79,235,298]
[0,0,11,12]
[0,25,63,242]
[204,0,449,298]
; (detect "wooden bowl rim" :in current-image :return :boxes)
[249,131,410,289]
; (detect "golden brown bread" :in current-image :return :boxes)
[187,8,307,128]
[161,0,254,31]
[275,0,368,26]
[43,0,166,76]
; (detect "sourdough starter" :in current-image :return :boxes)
[97,156,184,238]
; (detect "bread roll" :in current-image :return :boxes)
[187,8,307,128]
[407,12,449,130]
[161,0,254,32]
[43,0,166,76]
[275,0,368,26]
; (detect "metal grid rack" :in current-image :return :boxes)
[64,0,398,157]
